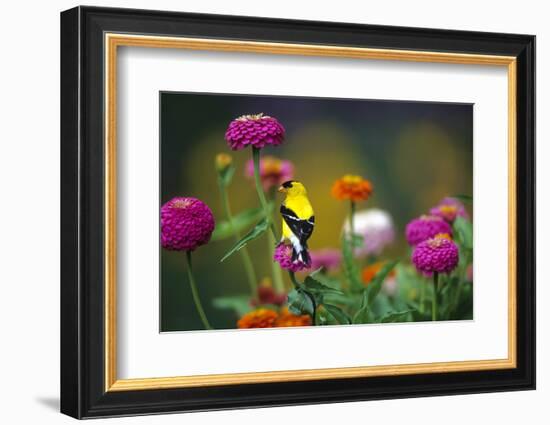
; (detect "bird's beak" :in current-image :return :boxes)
[277,185,285,193]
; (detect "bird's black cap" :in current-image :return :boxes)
[281,180,295,188]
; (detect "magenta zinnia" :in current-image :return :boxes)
[225,113,285,151]
[273,243,309,273]
[429,197,469,223]
[412,235,459,274]
[245,156,294,191]
[405,215,453,246]
[160,197,215,251]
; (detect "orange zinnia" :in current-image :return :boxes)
[331,174,373,202]
[275,307,312,327]
[361,261,396,286]
[237,308,278,329]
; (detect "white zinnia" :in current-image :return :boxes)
[343,208,395,257]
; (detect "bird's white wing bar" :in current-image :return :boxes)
[282,213,301,221]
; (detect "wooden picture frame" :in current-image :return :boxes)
[61,5,535,419]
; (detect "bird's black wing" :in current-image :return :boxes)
[280,205,315,245]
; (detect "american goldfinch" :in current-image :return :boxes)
[278,180,315,266]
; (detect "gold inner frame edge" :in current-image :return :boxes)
[104,33,518,392]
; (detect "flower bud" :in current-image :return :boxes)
[215,153,233,172]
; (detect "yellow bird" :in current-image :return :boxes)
[278,180,315,266]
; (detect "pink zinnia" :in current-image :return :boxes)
[309,249,342,272]
[245,156,294,191]
[160,197,215,251]
[405,215,453,246]
[225,113,285,151]
[273,243,309,273]
[429,197,469,223]
[412,236,459,274]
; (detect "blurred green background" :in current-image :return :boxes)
[160,92,472,332]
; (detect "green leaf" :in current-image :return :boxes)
[218,164,236,187]
[287,289,314,316]
[450,194,473,203]
[364,260,399,307]
[211,207,264,241]
[220,218,268,262]
[212,295,252,316]
[309,268,343,290]
[453,216,473,250]
[303,275,344,295]
[323,303,351,325]
[341,234,362,292]
[323,292,358,307]
[316,306,338,326]
[378,309,415,323]
[353,305,373,324]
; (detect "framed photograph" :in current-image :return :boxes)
[60,6,535,419]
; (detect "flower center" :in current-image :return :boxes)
[439,205,457,214]
[236,113,269,121]
[172,199,192,209]
[427,237,446,248]
[342,174,363,184]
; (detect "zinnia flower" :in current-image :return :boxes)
[225,113,285,151]
[429,197,469,223]
[160,197,215,251]
[343,208,395,256]
[251,278,287,307]
[412,235,459,274]
[405,215,452,246]
[245,156,294,191]
[275,307,312,327]
[237,308,278,329]
[331,174,373,202]
[273,243,309,273]
[309,249,342,272]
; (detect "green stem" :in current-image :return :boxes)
[218,178,257,296]
[432,272,439,322]
[451,279,464,316]
[185,251,212,330]
[419,280,426,315]
[349,200,356,251]
[268,231,285,293]
[251,147,285,293]
[451,251,471,315]
[252,147,277,237]
[345,200,359,291]
[289,271,316,325]
[289,270,300,287]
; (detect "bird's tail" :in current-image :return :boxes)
[299,247,311,267]
[291,241,311,267]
